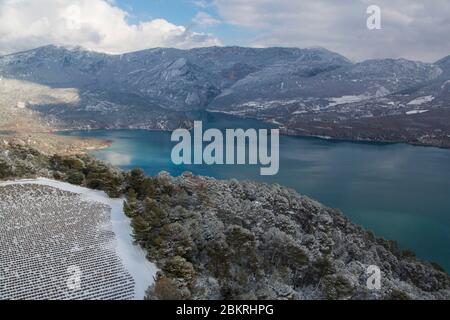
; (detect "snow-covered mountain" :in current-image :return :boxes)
[0,45,352,110]
[0,45,448,145]
[1,45,443,109]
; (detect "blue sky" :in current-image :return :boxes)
[116,0,209,25]
[113,0,255,47]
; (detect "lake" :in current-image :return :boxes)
[60,113,450,272]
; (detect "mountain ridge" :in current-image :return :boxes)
[0,45,449,147]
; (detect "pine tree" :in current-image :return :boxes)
[144,198,168,229]
[123,189,138,218]
[131,215,150,246]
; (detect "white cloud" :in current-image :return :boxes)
[192,0,213,9]
[213,0,450,62]
[0,0,221,55]
[193,12,221,27]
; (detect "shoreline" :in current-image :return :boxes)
[208,110,450,150]
[0,130,112,155]
[54,125,450,153]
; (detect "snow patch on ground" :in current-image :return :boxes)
[407,96,435,106]
[292,110,308,115]
[442,80,450,90]
[16,101,26,109]
[406,110,429,115]
[327,95,367,107]
[0,178,157,300]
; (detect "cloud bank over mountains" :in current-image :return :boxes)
[0,0,220,55]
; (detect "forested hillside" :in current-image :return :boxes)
[1,141,449,300]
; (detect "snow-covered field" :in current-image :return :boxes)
[0,178,157,300]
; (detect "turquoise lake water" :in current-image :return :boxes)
[60,113,450,272]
